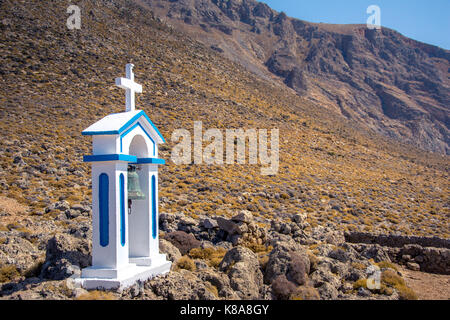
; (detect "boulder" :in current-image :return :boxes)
[159,239,182,263]
[164,231,201,255]
[231,210,253,223]
[54,201,70,212]
[201,218,218,229]
[40,234,91,280]
[217,217,247,235]
[148,269,217,300]
[292,213,307,224]
[197,269,239,299]
[359,244,391,263]
[264,241,310,286]
[70,204,90,214]
[0,235,42,274]
[219,246,263,299]
[406,262,420,271]
[328,248,350,263]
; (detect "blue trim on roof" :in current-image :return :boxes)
[83,154,138,163]
[139,111,166,143]
[134,158,165,165]
[120,121,156,155]
[82,110,166,143]
[82,130,118,136]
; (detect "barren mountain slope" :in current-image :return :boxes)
[0,0,448,301]
[143,0,450,155]
[0,0,448,240]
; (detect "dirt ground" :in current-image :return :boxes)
[398,265,450,300]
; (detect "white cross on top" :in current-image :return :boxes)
[115,63,143,112]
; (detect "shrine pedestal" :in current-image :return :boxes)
[76,259,171,290]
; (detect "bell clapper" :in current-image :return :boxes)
[128,199,132,215]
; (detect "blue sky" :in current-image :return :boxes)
[260,0,450,50]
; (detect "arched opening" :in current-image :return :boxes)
[129,135,149,158]
[127,134,150,260]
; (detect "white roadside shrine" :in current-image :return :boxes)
[76,64,171,290]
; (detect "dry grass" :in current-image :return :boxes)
[188,247,227,268]
[244,241,273,255]
[174,255,196,271]
[23,259,44,278]
[205,282,219,298]
[76,290,117,300]
[376,261,399,271]
[353,278,368,290]
[0,196,29,226]
[381,269,418,300]
[351,262,366,270]
[290,286,320,300]
[0,265,20,283]
[0,196,28,215]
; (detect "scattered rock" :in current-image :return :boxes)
[231,210,253,223]
[201,218,218,229]
[217,217,244,235]
[72,287,88,299]
[163,231,201,255]
[406,262,420,271]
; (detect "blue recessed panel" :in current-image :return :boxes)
[120,173,126,247]
[99,173,109,247]
[151,175,157,239]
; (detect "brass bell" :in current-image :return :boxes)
[127,165,145,200]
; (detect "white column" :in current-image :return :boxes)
[91,162,129,270]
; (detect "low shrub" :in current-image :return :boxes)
[287,252,308,285]
[290,286,320,300]
[376,261,398,271]
[174,256,196,271]
[76,290,116,300]
[188,247,227,268]
[0,265,20,283]
[272,275,297,300]
[23,260,44,278]
[353,278,367,290]
[381,269,417,300]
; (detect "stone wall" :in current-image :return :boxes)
[345,232,450,275]
[344,232,450,249]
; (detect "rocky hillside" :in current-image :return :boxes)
[144,0,450,155]
[0,0,448,300]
